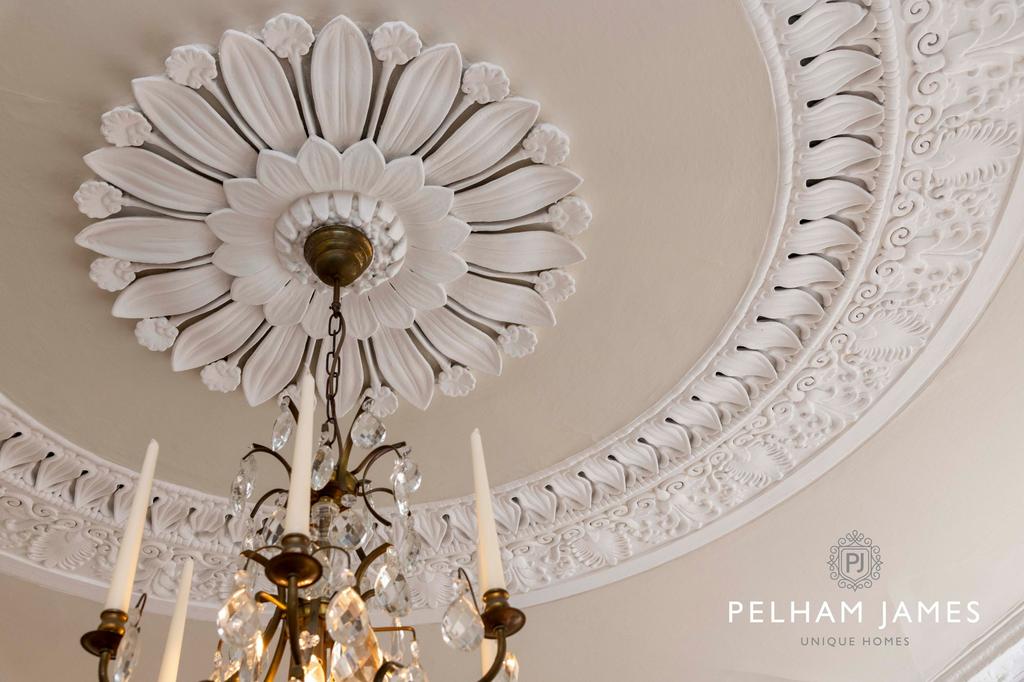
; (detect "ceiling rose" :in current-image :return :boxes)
[73,13,590,410]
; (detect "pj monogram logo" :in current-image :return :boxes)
[827,530,882,591]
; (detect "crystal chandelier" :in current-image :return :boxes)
[80,224,525,682]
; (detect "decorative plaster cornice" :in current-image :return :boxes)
[2,0,1024,619]
[933,602,1024,681]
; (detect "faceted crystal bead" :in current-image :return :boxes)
[299,631,320,652]
[111,623,140,682]
[310,498,339,545]
[326,586,373,647]
[311,444,339,490]
[351,412,386,448]
[498,653,519,681]
[330,505,369,550]
[374,549,411,617]
[441,590,484,651]
[390,458,422,494]
[271,408,296,451]
[217,587,262,647]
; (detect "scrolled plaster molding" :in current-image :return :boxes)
[2,0,1024,619]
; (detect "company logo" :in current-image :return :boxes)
[827,530,882,591]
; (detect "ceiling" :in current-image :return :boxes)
[2,0,1024,680]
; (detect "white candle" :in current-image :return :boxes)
[284,368,316,536]
[156,558,194,682]
[471,428,506,592]
[472,429,506,676]
[105,439,159,611]
[481,639,498,677]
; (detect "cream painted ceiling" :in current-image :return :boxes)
[0,0,774,501]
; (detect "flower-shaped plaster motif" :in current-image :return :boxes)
[74,13,590,411]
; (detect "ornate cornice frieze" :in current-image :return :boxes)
[932,602,1024,681]
[1,0,1023,618]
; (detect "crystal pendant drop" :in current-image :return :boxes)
[441,590,484,651]
[226,637,262,682]
[326,555,355,593]
[384,618,415,665]
[330,638,383,682]
[309,498,339,545]
[230,455,258,516]
[217,587,262,647]
[374,548,412,617]
[390,457,422,494]
[262,495,287,546]
[351,412,386,448]
[233,568,256,591]
[271,407,296,451]
[229,475,248,517]
[242,517,258,551]
[393,481,410,516]
[310,444,339,490]
[111,622,140,682]
[391,513,421,572]
[497,652,520,681]
[330,505,369,550]
[326,586,373,646]
[392,664,429,682]
[219,645,243,682]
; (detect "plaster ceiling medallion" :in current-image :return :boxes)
[73,13,590,410]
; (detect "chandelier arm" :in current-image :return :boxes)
[457,567,481,614]
[361,490,393,527]
[285,575,305,681]
[373,661,404,682]
[240,549,273,569]
[97,650,111,682]
[310,544,352,568]
[351,443,408,477]
[248,488,289,519]
[262,626,289,682]
[477,628,508,682]
[245,445,292,476]
[372,625,418,640]
[255,591,287,611]
[353,542,390,592]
